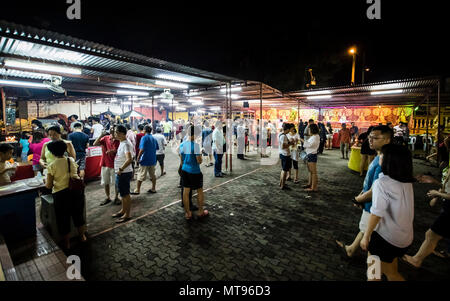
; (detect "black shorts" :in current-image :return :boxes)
[53,188,85,237]
[368,231,410,263]
[116,172,132,197]
[156,154,165,166]
[430,202,450,238]
[181,170,203,190]
[279,154,292,172]
[292,160,298,170]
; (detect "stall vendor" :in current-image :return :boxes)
[0,143,17,185]
[40,125,76,170]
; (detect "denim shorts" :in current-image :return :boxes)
[116,172,133,197]
[306,153,318,163]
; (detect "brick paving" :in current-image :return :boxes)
[62,145,449,281]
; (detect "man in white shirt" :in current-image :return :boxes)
[237,119,246,160]
[212,120,225,177]
[153,127,167,176]
[112,124,134,224]
[91,117,104,140]
[279,123,294,190]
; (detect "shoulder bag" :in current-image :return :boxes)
[67,158,85,193]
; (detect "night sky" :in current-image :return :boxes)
[1,0,449,92]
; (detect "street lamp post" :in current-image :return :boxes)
[349,47,356,85]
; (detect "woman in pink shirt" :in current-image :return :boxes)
[28,130,51,175]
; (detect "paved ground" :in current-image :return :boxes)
[59,143,449,281]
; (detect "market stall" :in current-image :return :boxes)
[0,177,44,243]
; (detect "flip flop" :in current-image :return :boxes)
[432,250,450,259]
[130,192,140,195]
[116,217,131,224]
[112,212,124,218]
[302,184,311,189]
[400,255,421,269]
[147,190,157,194]
[197,209,209,218]
[304,188,318,192]
[335,240,351,258]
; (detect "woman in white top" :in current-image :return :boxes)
[360,144,415,281]
[300,123,320,192]
[287,126,300,184]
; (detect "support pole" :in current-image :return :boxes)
[152,96,154,124]
[426,95,429,156]
[297,98,300,126]
[437,81,441,168]
[1,88,6,135]
[229,82,232,172]
[225,84,228,171]
[260,83,263,158]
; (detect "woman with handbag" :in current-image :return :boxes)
[45,140,87,250]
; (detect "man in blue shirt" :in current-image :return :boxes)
[180,124,208,220]
[68,122,89,179]
[132,125,158,194]
[336,125,393,257]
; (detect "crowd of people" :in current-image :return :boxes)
[1,113,448,281]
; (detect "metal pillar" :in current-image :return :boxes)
[225,84,228,170]
[297,98,300,125]
[229,82,232,172]
[426,95,429,155]
[151,96,154,123]
[437,81,441,167]
[1,88,6,135]
[260,83,263,157]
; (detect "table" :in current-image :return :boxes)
[332,133,340,148]
[348,146,369,173]
[84,146,102,180]
[0,178,44,243]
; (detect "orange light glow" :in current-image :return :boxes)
[349,47,356,54]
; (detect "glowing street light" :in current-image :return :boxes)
[348,47,356,85]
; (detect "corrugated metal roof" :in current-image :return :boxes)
[0,20,240,88]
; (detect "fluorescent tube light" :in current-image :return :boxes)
[118,84,155,91]
[307,95,332,100]
[156,74,191,83]
[303,90,331,96]
[155,80,188,89]
[116,90,150,96]
[370,89,403,95]
[220,87,242,93]
[4,59,82,75]
[0,79,50,89]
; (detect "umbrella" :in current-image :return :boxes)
[120,110,145,119]
[101,110,116,117]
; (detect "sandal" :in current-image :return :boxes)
[116,217,131,224]
[185,212,193,220]
[147,189,157,194]
[293,180,300,184]
[302,184,311,189]
[100,198,112,206]
[197,209,209,218]
[112,212,124,218]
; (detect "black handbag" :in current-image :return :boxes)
[67,158,85,193]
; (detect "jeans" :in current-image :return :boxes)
[340,142,349,158]
[214,151,223,176]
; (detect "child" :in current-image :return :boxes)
[19,131,30,162]
[0,144,18,185]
